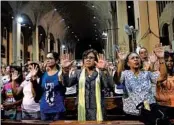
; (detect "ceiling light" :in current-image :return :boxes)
[92,5,95,8]
[94,24,97,26]
[54,8,57,11]
[72,32,74,34]
[29,27,31,29]
[40,34,43,36]
[17,17,23,23]
[93,16,96,19]
[128,6,131,9]
[11,16,14,19]
[78,39,80,41]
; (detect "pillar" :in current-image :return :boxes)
[12,19,21,66]
[32,25,39,61]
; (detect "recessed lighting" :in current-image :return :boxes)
[92,5,95,8]
[29,27,31,29]
[67,26,70,28]
[12,16,14,19]
[72,32,74,34]
[128,6,131,9]
[78,39,80,41]
[54,8,57,11]
[94,24,97,26]
[40,34,43,36]
[93,16,96,19]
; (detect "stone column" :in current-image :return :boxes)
[12,19,21,66]
[32,25,39,61]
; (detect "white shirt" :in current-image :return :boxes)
[20,73,40,112]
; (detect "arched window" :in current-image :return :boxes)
[3,27,7,39]
[1,45,5,58]
[161,23,170,45]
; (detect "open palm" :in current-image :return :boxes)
[95,54,107,69]
[60,53,74,68]
[153,43,164,58]
[30,64,38,77]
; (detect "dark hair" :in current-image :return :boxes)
[164,51,174,61]
[124,52,143,70]
[47,52,60,70]
[47,52,60,62]
[82,49,98,63]
[10,66,23,84]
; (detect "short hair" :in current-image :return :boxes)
[47,52,59,61]
[82,49,98,62]
[124,52,143,70]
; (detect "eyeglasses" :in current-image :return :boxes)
[84,56,95,60]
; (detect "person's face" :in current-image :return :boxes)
[27,64,33,72]
[166,56,174,70]
[46,53,56,67]
[139,48,148,61]
[5,66,11,74]
[83,52,96,68]
[127,53,141,69]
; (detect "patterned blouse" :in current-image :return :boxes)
[120,70,159,115]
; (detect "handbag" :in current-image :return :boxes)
[136,103,171,125]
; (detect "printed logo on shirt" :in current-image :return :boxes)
[45,82,55,106]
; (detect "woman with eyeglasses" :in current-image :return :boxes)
[156,51,174,119]
[32,52,66,121]
[11,62,42,120]
[114,44,171,125]
[61,49,114,121]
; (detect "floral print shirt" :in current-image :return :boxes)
[120,70,159,115]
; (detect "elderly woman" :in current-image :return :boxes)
[114,44,171,125]
[156,51,174,118]
[61,49,114,121]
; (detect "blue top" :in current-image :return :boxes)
[40,71,66,113]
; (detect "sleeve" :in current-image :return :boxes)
[62,70,79,87]
[20,81,25,88]
[120,71,125,84]
[100,70,114,89]
[148,71,160,84]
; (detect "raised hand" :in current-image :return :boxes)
[30,64,39,77]
[95,54,107,69]
[12,71,19,81]
[153,43,164,58]
[149,53,157,63]
[117,52,127,60]
[60,53,74,68]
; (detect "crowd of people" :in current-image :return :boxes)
[1,43,174,125]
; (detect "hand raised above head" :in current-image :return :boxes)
[153,43,164,58]
[95,54,107,70]
[117,51,128,61]
[60,53,74,68]
[149,53,157,63]
[30,64,39,77]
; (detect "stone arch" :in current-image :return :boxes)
[161,23,170,45]
[19,13,33,63]
[50,33,55,52]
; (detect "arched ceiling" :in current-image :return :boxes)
[5,1,113,58]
